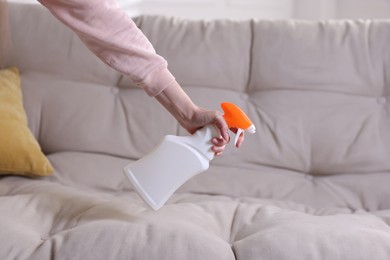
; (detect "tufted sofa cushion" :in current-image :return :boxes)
[10,3,390,173]
[2,2,390,259]
[247,20,390,175]
[10,3,390,209]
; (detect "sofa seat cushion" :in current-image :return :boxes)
[1,172,390,260]
[46,152,132,194]
[36,151,390,211]
[6,3,390,259]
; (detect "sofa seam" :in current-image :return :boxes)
[244,19,255,94]
[229,202,240,245]
[117,94,133,154]
[38,101,44,151]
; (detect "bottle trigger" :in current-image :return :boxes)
[234,128,244,146]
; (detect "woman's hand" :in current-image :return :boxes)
[155,81,244,156]
[182,107,230,156]
[182,107,245,156]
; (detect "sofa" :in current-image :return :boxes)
[2,2,390,259]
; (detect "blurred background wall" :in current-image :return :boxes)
[120,0,390,20]
[8,0,390,20]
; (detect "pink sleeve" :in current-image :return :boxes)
[38,0,175,96]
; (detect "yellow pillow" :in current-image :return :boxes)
[0,67,53,177]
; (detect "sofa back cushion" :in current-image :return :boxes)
[8,3,121,86]
[8,3,252,160]
[8,2,390,175]
[244,20,390,175]
[134,17,390,175]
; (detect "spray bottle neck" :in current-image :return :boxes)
[182,125,219,161]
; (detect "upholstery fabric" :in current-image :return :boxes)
[1,2,390,259]
[0,67,52,176]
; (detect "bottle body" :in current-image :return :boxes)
[123,125,219,210]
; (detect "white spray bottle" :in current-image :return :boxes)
[123,102,256,210]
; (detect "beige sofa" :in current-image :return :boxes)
[2,2,390,259]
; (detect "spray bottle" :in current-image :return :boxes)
[123,102,256,210]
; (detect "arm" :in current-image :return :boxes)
[155,81,234,153]
[38,0,174,97]
[38,0,235,153]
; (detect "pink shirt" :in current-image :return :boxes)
[38,0,175,97]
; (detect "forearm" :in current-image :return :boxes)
[38,0,231,150]
[154,81,198,132]
[155,81,230,146]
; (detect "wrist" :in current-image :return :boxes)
[154,81,198,130]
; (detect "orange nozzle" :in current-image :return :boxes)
[221,102,254,131]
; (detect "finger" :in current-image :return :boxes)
[212,144,226,153]
[214,151,223,157]
[212,137,228,146]
[229,127,245,148]
[213,112,229,142]
[235,132,245,148]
